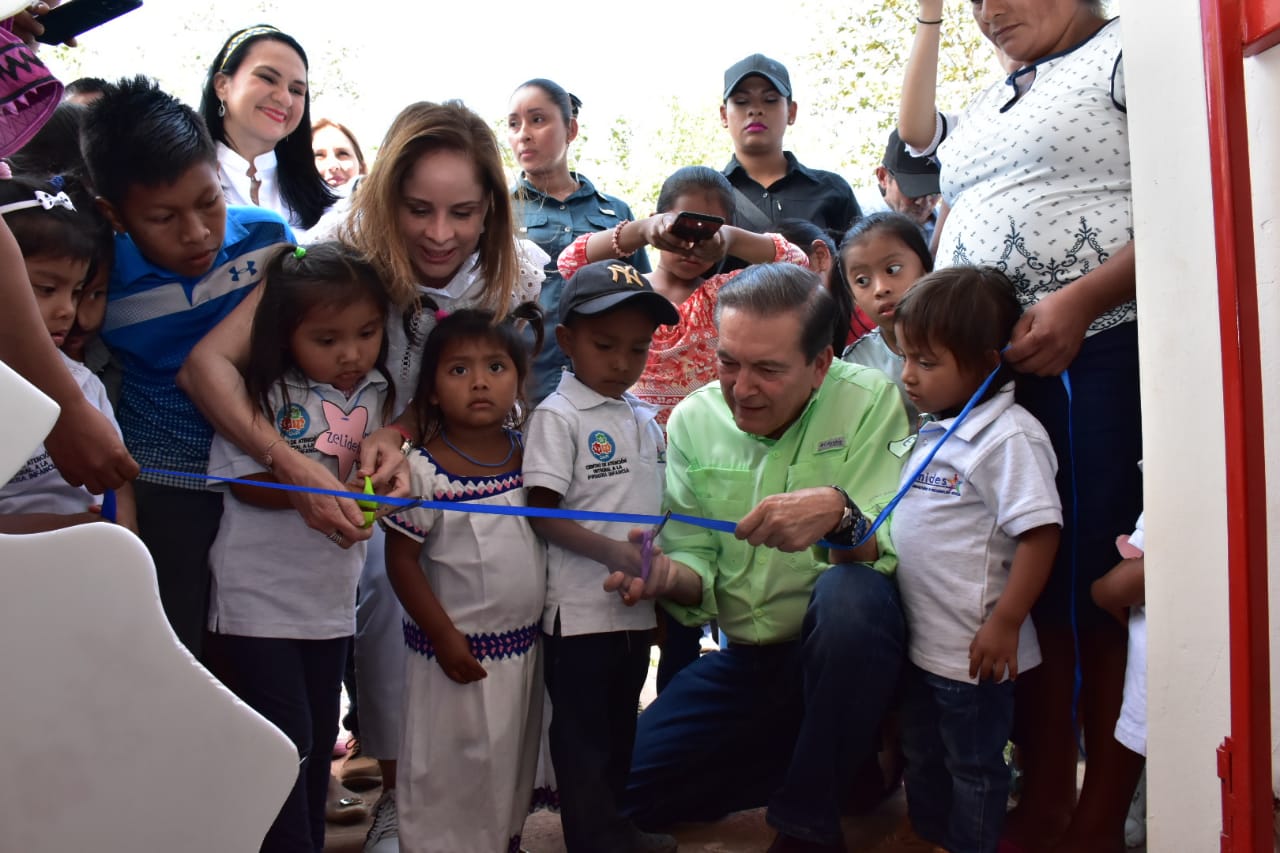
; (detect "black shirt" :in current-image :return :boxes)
[722,151,861,236]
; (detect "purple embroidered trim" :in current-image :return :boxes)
[529,785,560,813]
[402,619,540,663]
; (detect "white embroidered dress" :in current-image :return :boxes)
[384,442,549,853]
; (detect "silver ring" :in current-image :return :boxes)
[327,530,344,545]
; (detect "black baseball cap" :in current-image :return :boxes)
[723,53,792,100]
[882,129,941,199]
[560,260,680,327]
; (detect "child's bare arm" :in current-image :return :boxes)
[1091,557,1145,625]
[527,486,646,576]
[970,523,1060,681]
[228,473,303,510]
[113,481,138,534]
[384,528,486,684]
[0,511,105,533]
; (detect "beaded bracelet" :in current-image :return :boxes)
[916,16,943,24]
[611,220,631,258]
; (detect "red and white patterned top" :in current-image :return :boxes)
[557,233,809,428]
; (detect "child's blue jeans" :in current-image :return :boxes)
[901,663,1015,853]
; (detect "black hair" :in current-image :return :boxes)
[774,218,852,354]
[199,26,336,229]
[895,265,1023,405]
[9,102,88,182]
[514,78,582,124]
[80,75,217,210]
[407,303,545,445]
[715,262,835,363]
[838,211,934,277]
[655,165,735,216]
[0,174,106,271]
[65,77,110,98]
[246,241,394,421]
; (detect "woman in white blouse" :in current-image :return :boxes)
[199,25,336,238]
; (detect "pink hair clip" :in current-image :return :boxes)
[434,309,450,322]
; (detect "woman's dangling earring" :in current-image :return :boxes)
[218,100,226,118]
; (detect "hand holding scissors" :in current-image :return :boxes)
[639,510,671,581]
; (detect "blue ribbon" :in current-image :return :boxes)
[142,358,1013,550]
[141,468,739,534]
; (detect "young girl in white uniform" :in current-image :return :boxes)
[383,306,549,853]
[205,242,390,853]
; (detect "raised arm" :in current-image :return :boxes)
[177,283,371,542]
[898,0,946,150]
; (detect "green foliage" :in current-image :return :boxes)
[798,0,1001,180]
[583,96,724,215]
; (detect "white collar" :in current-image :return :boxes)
[217,141,278,178]
[918,381,1017,442]
[554,371,657,422]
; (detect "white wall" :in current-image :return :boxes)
[1243,36,1280,813]
[1124,2,1233,848]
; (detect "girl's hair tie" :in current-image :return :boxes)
[434,309,449,322]
[293,246,306,259]
[0,189,76,217]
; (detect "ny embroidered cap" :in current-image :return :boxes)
[882,129,941,199]
[560,260,679,327]
[723,53,792,100]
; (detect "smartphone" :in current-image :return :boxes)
[669,211,725,243]
[34,0,143,46]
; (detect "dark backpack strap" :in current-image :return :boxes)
[730,185,774,232]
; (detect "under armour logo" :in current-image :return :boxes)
[228,260,258,282]
[606,262,644,288]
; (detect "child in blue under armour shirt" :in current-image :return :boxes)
[79,75,295,658]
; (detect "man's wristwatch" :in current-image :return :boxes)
[826,484,872,547]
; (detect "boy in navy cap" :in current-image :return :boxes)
[721,53,860,253]
[523,260,679,853]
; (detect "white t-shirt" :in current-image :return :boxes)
[891,385,1062,683]
[842,328,917,426]
[523,372,665,636]
[1115,511,1146,756]
[206,369,386,639]
[0,351,119,514]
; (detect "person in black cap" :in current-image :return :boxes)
[867,128,943,246]
[720,53,860,267]
[523,259,680,853]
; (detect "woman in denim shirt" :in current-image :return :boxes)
[508,78,650,404]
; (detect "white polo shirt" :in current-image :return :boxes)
[891,385,1062,683]
[206,369,387,640]
[524,372,665,636]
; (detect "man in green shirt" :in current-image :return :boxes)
[609,263,910,853]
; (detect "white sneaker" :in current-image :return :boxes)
[364,789,399,853]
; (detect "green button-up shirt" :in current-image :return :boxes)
[661,359,910,645]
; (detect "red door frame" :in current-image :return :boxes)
[1200,1,1273,850]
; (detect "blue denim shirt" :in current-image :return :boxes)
[513,173,650,405]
